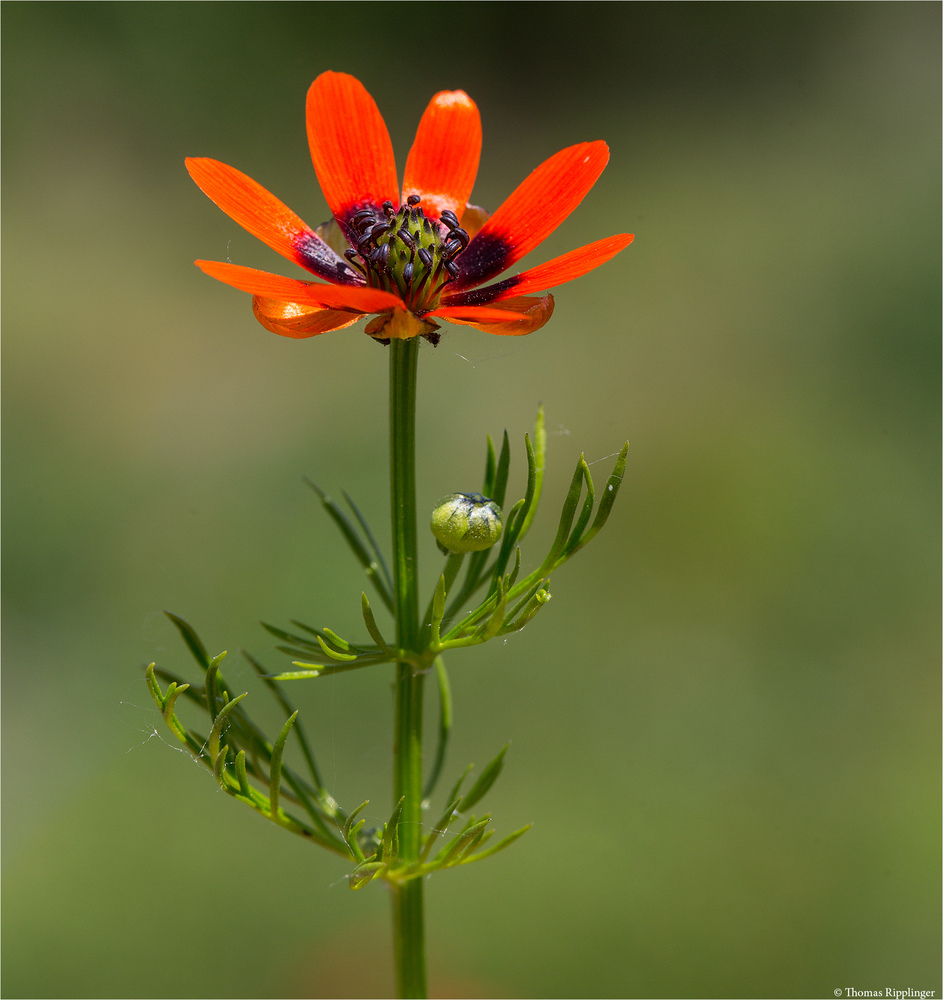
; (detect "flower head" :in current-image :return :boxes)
[431,493,504,554]
[186,72,633,344]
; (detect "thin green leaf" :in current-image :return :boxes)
[346,820,367,864]
[343,800,371,858]
[274,644,344,664]
[499,587,551,634]
[155,676,188,725]
[278,768,341,842]
[214,743,230,784]
[306,480,372,565]
[321,627,354,651]
[422,657,452,800]
[457,824,492,861]
[438,817,491,866]
[505,577,547,622]
[553,459,586,556]
[449,546,492,619]
[492,430,511,509]
[317,626,376,655]
[234,749,251,797]
[204,650,228,719]
[444,764,473,812]
[432,574,446,627]
[342,490,393,593]
[420,551,465,649]
[269,656,396,680]
[261,621,323,651]
[277,621,378,658]
[316,636,358,662]
[487,498,526,588]
[361,593,390,652]
[144,662,167,710]
[460,824,533,865]
[507,546,522,588]
[164,611,211,671]
[440,585,502,642]
[421,796,462,861]
[305,480,394,612]
[151,666,201,700]
[567,441,629,554]
[208,692,248,763]
[430,574,447,647]
[269,710,298,817]
[476,577,508,642]
[481,434,497,497]
[348,861,386,890]
[460,744,508,814]
[441,550,466,597]
[146,666,208,758]
[243,650,326,795]
[381,797,406,863]
[267,669,324,681]
[563,457,595,556]
[516,405,546,541]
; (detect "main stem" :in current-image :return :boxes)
[389,337,427,999]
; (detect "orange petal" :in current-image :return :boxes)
[195,260,402,311]
[402,91,481,223]
[431,295,554,336]
[452,141,610,289]
[506,233,634,297]
[429,304,539,323]
[306,72,399,228]
[185,158,361,284]
[459,204,490,240]
[252,297,361,338]
[444,233,634,306]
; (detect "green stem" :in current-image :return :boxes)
[389,337,427,999]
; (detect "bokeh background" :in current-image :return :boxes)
[3,3,939,998]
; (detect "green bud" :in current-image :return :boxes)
[431,493,503,554]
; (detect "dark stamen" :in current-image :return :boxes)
[349,198,466,309]
[448,227,469,250]
[342,249,366,276]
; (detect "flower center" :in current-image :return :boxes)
[344,198,468,314]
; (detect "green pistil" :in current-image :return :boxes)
[350,198,466,315]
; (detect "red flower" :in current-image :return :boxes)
[186,72,633,343]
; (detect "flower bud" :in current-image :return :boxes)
[430,493,503,554]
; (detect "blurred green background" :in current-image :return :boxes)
[3,3,939,998]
